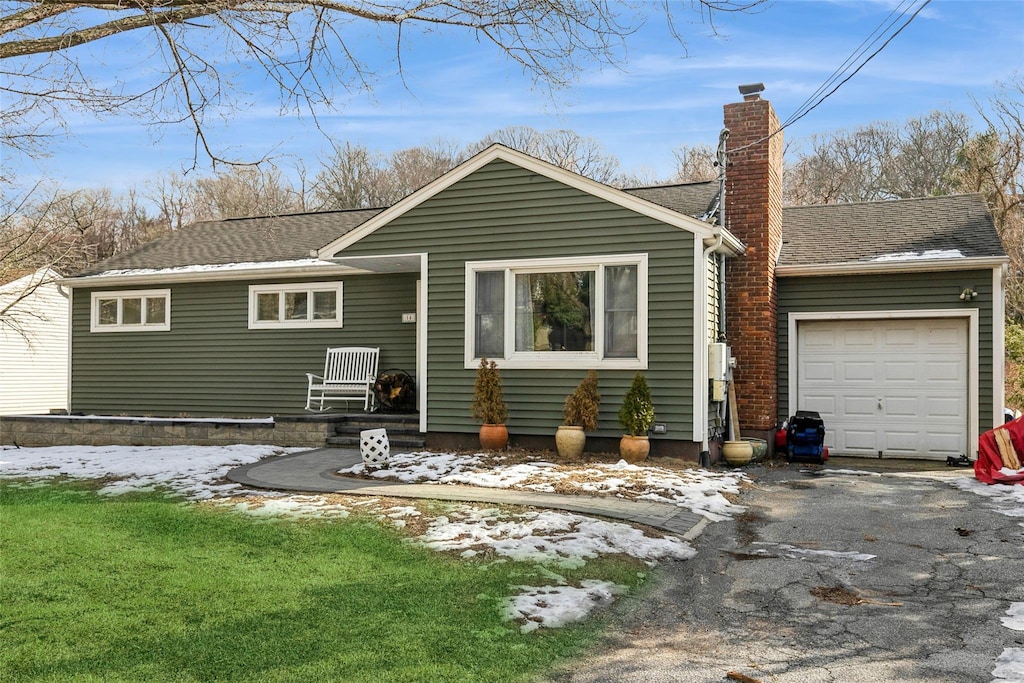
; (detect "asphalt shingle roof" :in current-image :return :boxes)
[71,178,1004,278]
[623,181,719,219]
[73,208,383,276]
[778,193,1005,267]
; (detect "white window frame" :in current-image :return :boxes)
[248,281,344,329]
[90,289,171,333]
[464,254,648,370]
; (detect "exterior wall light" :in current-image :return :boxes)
[959,288,978,300]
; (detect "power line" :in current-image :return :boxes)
[729,0,933,155]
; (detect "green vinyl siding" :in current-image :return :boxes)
[70,274,417,416]
[341,159,698,440]
[777,269,995,428]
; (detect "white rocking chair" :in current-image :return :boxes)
[305,346,380,412]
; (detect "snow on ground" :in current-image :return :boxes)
[340,451,746,521]
[951,478,1024,681]
[950,476,1024,523]
[1002,603,1024,631]
[0,444,710,633]
[503,581,627,633]
[0,444,301,499]
[416,505,696,568]
[994,603,1024,681]
[751,542,876,563]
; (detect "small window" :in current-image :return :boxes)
[248,282,343,329]
[90,290,171,332]
[465,255,647,370]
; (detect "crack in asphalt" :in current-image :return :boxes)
[540,468,1024,683]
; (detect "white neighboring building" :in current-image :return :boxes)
[0,268,69,415]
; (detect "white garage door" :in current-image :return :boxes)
[796,318,968,460]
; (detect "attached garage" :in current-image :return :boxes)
[791,314,974,460]
[776,194,1008,461]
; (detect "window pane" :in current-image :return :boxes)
[122,297,142,325]
[98,299,117,325]
[312,291,337,320]
[256,293,278,321]
[475,271,504,357]
[605,265,638,357]
[145,297,166,325]
[284,292,308,320]
[515,271,594,352]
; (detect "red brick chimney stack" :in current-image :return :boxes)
[723,83,784,434]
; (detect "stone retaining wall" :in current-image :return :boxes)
[0,415,342,449]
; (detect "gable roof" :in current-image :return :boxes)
[777,193,1007,274]
[316,145,736,257]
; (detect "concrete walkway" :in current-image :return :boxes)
[227,448,710,539]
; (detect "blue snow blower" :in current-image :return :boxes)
[786,410,827,465]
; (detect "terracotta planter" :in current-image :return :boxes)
[479,423,508,451]
[555,425,586,459]
[722,440,753,466]
[619,434,650,463]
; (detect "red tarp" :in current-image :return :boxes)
[976,417,1024,485]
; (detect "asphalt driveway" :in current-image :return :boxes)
[542,462,1024,683]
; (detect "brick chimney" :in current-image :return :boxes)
[723,84,784,434]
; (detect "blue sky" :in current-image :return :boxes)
[9,0,1024,194]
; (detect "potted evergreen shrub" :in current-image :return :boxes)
[618,372,654,462]
[471,358,509,450]
[556,370,600,459]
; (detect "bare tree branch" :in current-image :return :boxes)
[1,0,766,166]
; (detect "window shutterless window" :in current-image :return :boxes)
[248,282,343,329]
[465,255,647,369]
[90,290,171,332]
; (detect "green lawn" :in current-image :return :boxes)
[0,481,642,682]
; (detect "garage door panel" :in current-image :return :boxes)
[925,360,966,383]
[803,328,838,349]
[802,362,837,382]
[882,327,919,347]
[842,361,876,381]
[926,396,966,419]
[927,326,968,350]
[883,396,918,418]
[843,329,877,347]
[882,361,917,382]
[798,317,968,460]
[842,396,878,417]
[840,428,878,452]
[883,430,921,453]
[802,395,836,418]
[927,430,968,455]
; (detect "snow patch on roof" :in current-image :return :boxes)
[870,249,964,262]
[89,258,337,279]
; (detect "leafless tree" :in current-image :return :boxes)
[784,111,973,205]
[191,165,304,219]
[312,142,392,210]
[470,126,621,183]
[313,139,463,209]
[961,76,1024,318]
[672,143,718,182]
[1,0,765,167]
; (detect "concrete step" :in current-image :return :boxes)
[326,435,426,449]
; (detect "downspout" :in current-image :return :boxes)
[701,231,724,453]
[716,128,729,342]
[700,128,730,453]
